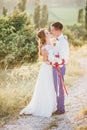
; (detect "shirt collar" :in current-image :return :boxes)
[57,34,63,40]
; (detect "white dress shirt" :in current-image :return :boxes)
[48,34,69,66]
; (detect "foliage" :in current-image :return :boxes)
[33,0,49,28]
[72,39,83,47]
[33,0,41,29]
[0,11,38,69]
[17,0,27,12]
[78,8,84,24]
[2,7,7,16]
[40,5,48,27]
[64,24,87,46]
[85,0,87,30]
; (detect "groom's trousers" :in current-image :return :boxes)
[53,65,66,112]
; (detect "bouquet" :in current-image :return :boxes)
[48,53,65,67]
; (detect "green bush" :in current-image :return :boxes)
[72,39,84,46]
[0,11,38,69]
[63,26,74,42]
[67,24,87,40]
[64,25,87,46]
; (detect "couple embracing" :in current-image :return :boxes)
[20,21,69,117]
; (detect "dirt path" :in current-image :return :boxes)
[0,58,87,130]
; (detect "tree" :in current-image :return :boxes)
[33,0,41,28]
[85,0,87,30]
[18,0,27,12]
[40,4,48,27]
[2,7,7,16]
[78,8,84,24]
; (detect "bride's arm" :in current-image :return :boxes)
[41,48,50,65]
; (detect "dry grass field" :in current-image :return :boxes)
[0,45,87,128]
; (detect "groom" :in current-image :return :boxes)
[50,21,69,115]
[43,21,69,115]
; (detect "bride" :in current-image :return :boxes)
[20,28,57,117]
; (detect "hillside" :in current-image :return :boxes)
[0,0,86,13]
[0,0,86,25]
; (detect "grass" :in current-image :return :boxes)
[0,61,41,126]
[75,126,87,130]
[45,121,58,130]
[65,46,83,87]
[0,45,87,127]
[83,109,87,116]
[76,106,87,120]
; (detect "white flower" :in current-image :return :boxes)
[54,57,62,64]
[48,49,62,65]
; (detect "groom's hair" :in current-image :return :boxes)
[51,21,63,30]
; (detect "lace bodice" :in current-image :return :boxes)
[41,44,53,53]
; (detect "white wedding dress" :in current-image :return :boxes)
[20,45,57,117]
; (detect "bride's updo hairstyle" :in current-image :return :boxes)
[37,28,46,56]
